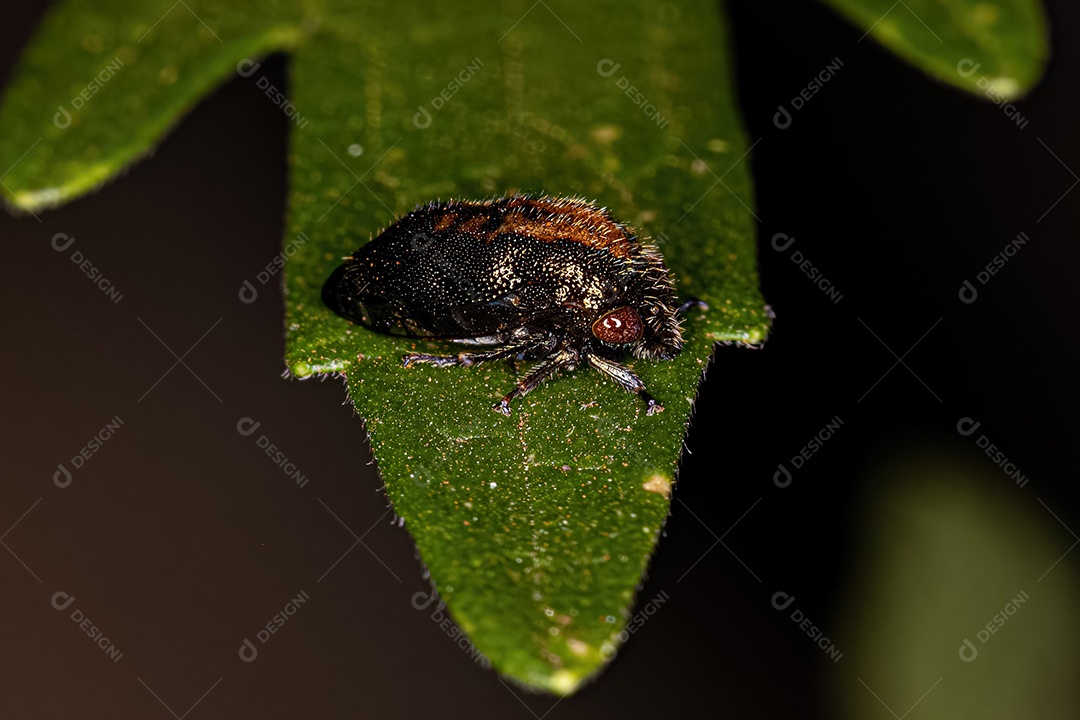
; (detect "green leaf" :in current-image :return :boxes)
[822,0,1048,98]
[834,447,1080,719]
[284,1,768,694]
[0,0,769,694]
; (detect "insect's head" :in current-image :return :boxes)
[590,300,682,361]
[587,245,685,361]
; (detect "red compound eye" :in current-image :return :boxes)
[592,306,643,344]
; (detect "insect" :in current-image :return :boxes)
[322,195,702,415]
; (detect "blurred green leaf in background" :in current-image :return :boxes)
[834,443,1079,719]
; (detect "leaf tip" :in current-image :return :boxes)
[2,185,59,215]
[548,668,588,696]
[983,76,1024,101]
[289,359,314,378]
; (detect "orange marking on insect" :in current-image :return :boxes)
[432,213,457,232]
[457,215,489,234]
[492,197,635,258]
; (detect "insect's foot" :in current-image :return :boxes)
[677,298,709,314]
[492,399,512,416]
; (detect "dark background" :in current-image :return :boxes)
[2,1,1077,718]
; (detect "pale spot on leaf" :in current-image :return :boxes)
[642,474,671,498]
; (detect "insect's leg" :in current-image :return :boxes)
[676,298,709,315]
[518,331,558,359]
[584,352,664,415]
[492,348,577,416]
[403,342,533,369]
